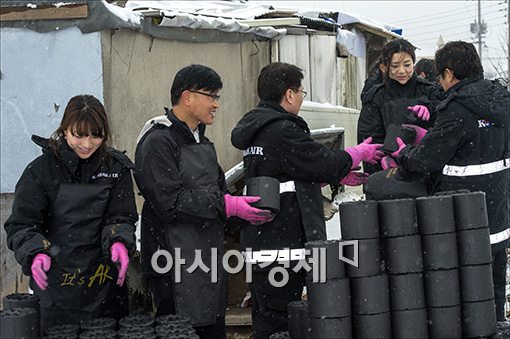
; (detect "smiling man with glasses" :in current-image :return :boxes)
[134,64,273,339]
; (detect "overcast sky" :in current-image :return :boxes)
[250,0,508,78]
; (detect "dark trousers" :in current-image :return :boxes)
[493,250,508,321]
[148,276,176,316]
[147,276,226,339]
[250,269,305,339]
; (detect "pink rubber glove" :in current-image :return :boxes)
[402,124,428,144]
[111,242,129,286]
[381,155,398,170]
[391,137,407,158]
[31,253,51,290]
[340,171,369,186]
[345,137,384,169]
[224,194,274,225]
[407,105,430,121]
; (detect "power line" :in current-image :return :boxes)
[401,13,505,39]
[393,7,501,25]
[392,7,472,24]
[406,26,472,38]
[402,17,504,33]
[410,23,472,34]
[395,12,474,25]
[399,14,499,28]
[402,13,504,29]
[486,46,508,52]
[413,32,499,43]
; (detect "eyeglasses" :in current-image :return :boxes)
[188,90,221,102]
[292,88,307,98]
[435,68,448,83]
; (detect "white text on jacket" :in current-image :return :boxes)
[243,146,264,156]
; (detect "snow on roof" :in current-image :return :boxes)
[77,0,141,34]
[124,0,400,41]
[126,0,289,20]
[220,1,402,38]
[156,12,286,39]
[0,0,141,33]
[126,0,291,39]
[1,0,401,43]
[1,0,85,7]
[336,11,403,38]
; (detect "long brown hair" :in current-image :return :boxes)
[50,95,111,158]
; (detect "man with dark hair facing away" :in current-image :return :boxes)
[415,58,437,83]
[231,62,384,338]
[392,41,510,322]
[134,64,273,338]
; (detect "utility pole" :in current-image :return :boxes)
[507,0,509,90]
[471,0,487,62]
[478,0,483,61]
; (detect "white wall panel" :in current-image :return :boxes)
[309,34,337,105]
[278,34,311,94]
[1,27,103,192]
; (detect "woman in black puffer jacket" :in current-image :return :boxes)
[4,95,137,329]
[358,38,441,174]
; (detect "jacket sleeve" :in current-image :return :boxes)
[216,165,227,219]
[102,166,138,258]
[358,99,386,145]
[398,108,467,173]
[4,164,51,275]
[218,165,227,194]
[416,82,443,125]
[134,130,224,225]
[279,121,352,184]
[357,100,386,174]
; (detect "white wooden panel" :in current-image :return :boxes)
[271,39,279,63]
[337,55,365,110]
[309,35,337,105]
[278,35,311,95]
[337,58,346,107]
[299,101,360,148]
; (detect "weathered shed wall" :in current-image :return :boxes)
[101,29,271,174]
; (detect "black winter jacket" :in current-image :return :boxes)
[4,136,138,275]
[231,101,352,251]
[360,69,383,103]
[134,109,227,276]
[398,79,510,250]
[358,75,441,173]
